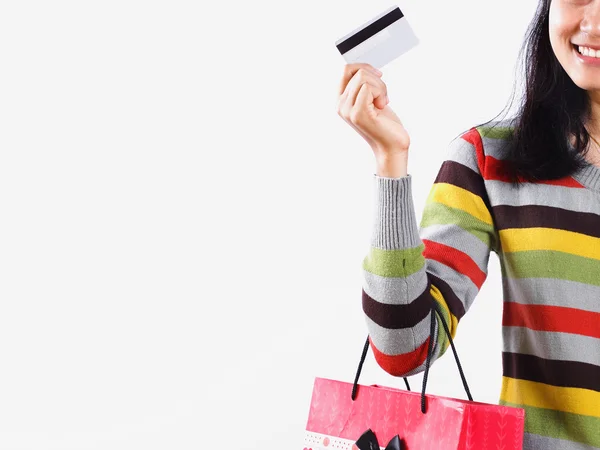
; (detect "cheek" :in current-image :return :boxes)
[549,1,573,37]
[549,14,575,56]
[548,24,564,58]
[550,1,581,38]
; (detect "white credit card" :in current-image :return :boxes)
[335,5,419,69]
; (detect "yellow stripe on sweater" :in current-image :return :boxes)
[429,284,458,357]
[429,284,458,338]
[500,228,600,260]
[427,183,493,226]
[501,376,600,418]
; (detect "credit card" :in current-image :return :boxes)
[335,5,419,69]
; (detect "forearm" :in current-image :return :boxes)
[364,129,496,377]
[362,174,441,377]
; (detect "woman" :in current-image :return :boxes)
[336,1,600,448]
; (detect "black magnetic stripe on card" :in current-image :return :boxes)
[336,7,404,55]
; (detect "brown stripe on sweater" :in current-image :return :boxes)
[434,160,492,212]
[362,280,433,329]
[493,204,600,238]
[503,352,600,392]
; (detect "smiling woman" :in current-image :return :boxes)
[336,0,600,448]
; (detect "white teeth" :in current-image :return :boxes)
[578,46,600,58]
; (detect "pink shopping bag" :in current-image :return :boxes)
[303,302,525,449]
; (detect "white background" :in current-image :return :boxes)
[0,0,537,448]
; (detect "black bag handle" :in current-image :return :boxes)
[351,300,473,413]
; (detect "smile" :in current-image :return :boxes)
[573,44,600,58]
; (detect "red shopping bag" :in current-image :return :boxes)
[303,302,525,449]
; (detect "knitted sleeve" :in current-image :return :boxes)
[362,127,498,377]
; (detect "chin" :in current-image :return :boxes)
[560,66,598,92]
[570,77,600,93]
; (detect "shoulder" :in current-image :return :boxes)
[446,117,516,178]
[473,117,516,161]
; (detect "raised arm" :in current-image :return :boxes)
[362,128,498,377]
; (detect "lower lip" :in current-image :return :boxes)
[574,46,600,66]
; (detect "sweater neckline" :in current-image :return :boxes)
[571,161,600,194]
[566,137,600,194]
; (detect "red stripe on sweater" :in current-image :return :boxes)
[461,128,486,176]
[503,302,600,339]
[485,156,585,187]
[460,128,584,187]
[369,335,430,377]
[423,239,486,289]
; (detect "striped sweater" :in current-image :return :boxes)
[362,118,600,449]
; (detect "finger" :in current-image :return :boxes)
[340,63,383,95]
[343,69,387,108]
[352,82,375,127]
[338,68,385,118]
[338,63,382,96]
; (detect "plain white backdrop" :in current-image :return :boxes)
[0,0,538,448]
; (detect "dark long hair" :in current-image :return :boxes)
[463,0,592,186]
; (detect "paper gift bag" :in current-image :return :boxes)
[303,302,525,449]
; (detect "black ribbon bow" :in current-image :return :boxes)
[355,429,404,450]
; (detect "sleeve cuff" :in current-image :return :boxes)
[372,174,421,249]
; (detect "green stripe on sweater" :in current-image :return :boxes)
[420,202,496,248]
[362,245,425,277]
[503,250,600,286]
[476,125,514,140]
[500,401,600,447]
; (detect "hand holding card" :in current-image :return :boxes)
[336,63,411,177]
[335,5,419,69]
